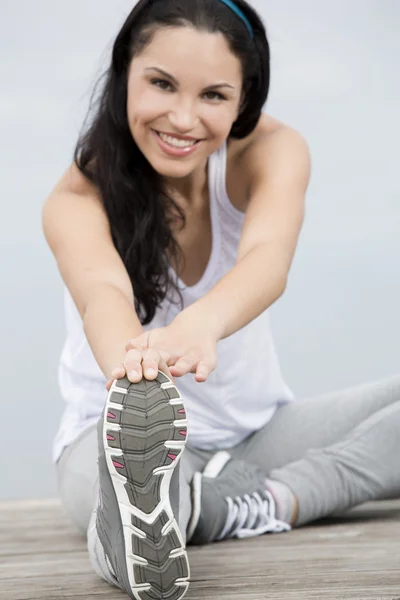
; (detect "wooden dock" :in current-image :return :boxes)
[1,498,400,599]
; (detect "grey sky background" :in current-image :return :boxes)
[0,1,399,499]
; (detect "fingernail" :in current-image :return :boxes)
[145,368,157,377]
[129,370,139,379]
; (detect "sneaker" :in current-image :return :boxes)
[187,451,291,544]
[93,372,190,600]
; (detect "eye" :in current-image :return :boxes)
[150,79,226,101]
[151,78,173,91]
[204,91,226,101]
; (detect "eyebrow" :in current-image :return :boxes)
[144,67,235,90]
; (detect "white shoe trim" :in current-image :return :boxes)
[203,451,232,478]
[186,471,203,542]
[186,451,232,542]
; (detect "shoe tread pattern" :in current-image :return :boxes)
[105,373,189,600]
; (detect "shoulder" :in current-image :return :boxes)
[226,114,311,210]
[227,113,297,161]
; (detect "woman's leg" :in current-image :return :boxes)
[56,423,99,536]
[232,373,400,525]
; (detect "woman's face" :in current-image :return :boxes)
[126,26,244,180]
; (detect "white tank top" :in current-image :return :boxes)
[52,140,295,464]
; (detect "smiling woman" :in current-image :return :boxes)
[42,1,400,599]
[71,0,268,330]
[44,1,273,597]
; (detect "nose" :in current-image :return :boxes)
[168,96,199,133]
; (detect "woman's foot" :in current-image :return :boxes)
[187,451,292,545]
[89,372,190,600]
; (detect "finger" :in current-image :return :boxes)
[105,365,126,391]
[124,349,145,382]
[170,357,196,377]
[125,332,151,352]
[158,358,176,385]
[141,348,163,380]
[195,360,215,382]
[194,366,209,382]
[158,348,173,365]
[111,365,125,378]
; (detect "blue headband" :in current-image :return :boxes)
[217,0,254,39]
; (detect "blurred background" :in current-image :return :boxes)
[0,0,399,500]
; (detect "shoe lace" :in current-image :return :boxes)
[217,489,291,540]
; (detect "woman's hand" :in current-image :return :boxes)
[105,329,174,391]
[105,313,218,390]
[105,335,174,391]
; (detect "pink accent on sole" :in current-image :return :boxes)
[112,460,125,469]
[107,435,115,441]
[168,453,177,461]
[107,411,116,419]
[178,409,186,414]
[179,430,187,437]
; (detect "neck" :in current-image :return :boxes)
[163,158,208,209]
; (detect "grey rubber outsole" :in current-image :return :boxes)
[96,372,190,600]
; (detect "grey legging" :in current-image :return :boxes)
[56,373,400,539]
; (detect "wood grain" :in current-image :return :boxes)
[1,499,400,600]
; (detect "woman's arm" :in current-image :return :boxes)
[42,163,144,380]
[82,284,144,380]
[180,126,311,340]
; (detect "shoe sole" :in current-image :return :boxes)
[99,371,190,600]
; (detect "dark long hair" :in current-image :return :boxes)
[74,0,270,325]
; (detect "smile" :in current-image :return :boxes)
[151,129,203,157]
[155,131,200,147]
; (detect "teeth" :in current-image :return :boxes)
[158,132,197,148]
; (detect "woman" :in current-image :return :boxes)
[42,1,400,599]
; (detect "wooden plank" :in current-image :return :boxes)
[1,499,400,600]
